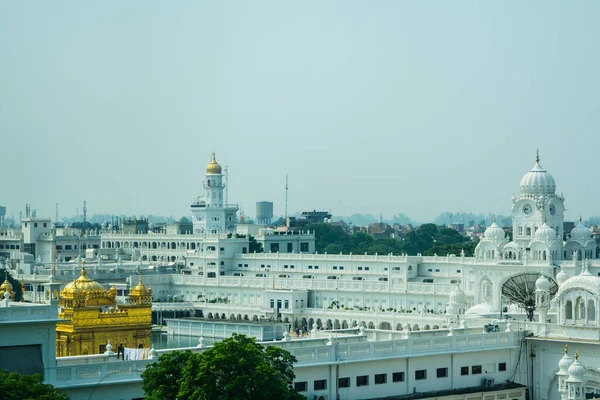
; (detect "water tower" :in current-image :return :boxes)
[256,201,274,225]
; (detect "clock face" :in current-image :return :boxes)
[549,204,556,215]
[522,204,533,215]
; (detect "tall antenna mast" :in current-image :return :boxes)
[224,166,229,206]
[83,200,87,225]
[55,203,59,223]
[284,175,289,229]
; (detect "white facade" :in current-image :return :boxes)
[6,151,600,399]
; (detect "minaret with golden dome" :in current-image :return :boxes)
[55,261,152,356]
[190,152,239,234]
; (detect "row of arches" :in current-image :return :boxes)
[196,312,445,332]
[103,241,202,250]
[564,297,596,324]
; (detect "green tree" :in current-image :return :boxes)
[141,351,193,400]
[0,370,68,400]
[178,334,305,400]
[247,235,263,253]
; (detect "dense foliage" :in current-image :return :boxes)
[248,235,264,253]
[308,223,476,257]
[142,334,305,400]
[0,370,68,400]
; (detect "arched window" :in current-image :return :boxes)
[207,179,211,187]
[588,300,596,322]
[565,300,573,320]
[576,297,585,320]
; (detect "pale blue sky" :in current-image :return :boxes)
[1,1,599,222]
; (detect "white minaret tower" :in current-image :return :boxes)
[191,152,238,234]
[535,274,550,323]
[511,151,565,258]
[566,351,585,400]
[557,345,573,400]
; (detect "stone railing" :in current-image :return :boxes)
[0,303,58,322]
[49,359,150,387]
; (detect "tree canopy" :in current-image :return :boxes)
[306,223,475,256]
[248,235,264,253]
[142,334,305,400]
[0,370,68,400]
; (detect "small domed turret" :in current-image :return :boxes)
[449,285,466,304]
[206,152,222,174]
[567,352,586,383]
[535,274,550,292]
[484,218,506,241]
[534,222,556,241]
[0,272,14,300]
[556,266,569,286]
[570,218,591,241]
[558,345,573,373]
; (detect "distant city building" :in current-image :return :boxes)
[0,206,6,226]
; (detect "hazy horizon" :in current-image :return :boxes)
[2,2,599,222]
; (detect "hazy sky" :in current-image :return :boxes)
[1,2,599,222]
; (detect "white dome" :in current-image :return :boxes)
[558,349,573,374]
[449,285,466,304]
[465,302,496,315]
[567,356,586,383]
[535,275,550,292]
[556,267,569,286]
[534,223,556,241]
[557,265,600,297]
[484,221,506,241]
[570,219,591,241]
[520,156,556,196]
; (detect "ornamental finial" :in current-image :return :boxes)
[212,151,216,161]
[565,344,568,354]
[493,215,496,223]
[536,149,540,163]
[575,350,579,360]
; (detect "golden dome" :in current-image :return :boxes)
[0,272,14,299]
[61,262,106,297]
[131,276,151,295]
[206,152,222,174]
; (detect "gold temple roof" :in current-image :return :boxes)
[61,262,106,297]
[130,276,152,296]
[206,152,222,174]
[0,272,14,298]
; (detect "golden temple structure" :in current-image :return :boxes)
[56,262,152,356]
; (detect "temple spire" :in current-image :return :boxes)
[536,149,540,163]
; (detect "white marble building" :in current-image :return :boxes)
[6,151,600,399]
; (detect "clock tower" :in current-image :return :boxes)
[511,152,565,252]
